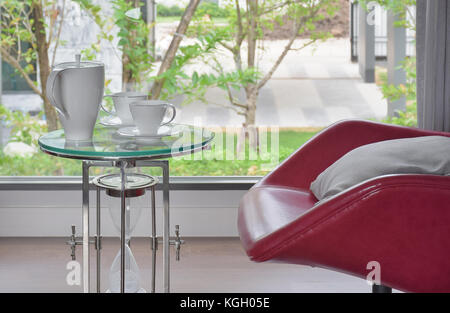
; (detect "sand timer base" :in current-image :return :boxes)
[107,244,144,293]
[92,172,158,293]
[106,245,147,293]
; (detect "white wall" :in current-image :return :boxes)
[0,188,244,237]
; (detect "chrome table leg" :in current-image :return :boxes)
[82,161,90,293]
[137,159,172,293]
[161,160,170,293]
[151,185,157,293]
[96,186,101,293]
[120,163,127,293]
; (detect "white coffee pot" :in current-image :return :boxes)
[47,55,105,140]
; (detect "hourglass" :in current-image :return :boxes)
[92,169,158,293]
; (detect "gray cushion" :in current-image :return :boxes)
[310,136,450,200]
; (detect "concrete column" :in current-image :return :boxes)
[387,10,406,117]
[358,3,375,83]
[146,0,156,57]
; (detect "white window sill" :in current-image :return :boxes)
[0,176,259,190]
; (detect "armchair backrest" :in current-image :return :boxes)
[258,120,450,191]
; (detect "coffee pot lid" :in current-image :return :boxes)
[53,54,104,70]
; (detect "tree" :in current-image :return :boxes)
[0,0,67,131]
[113,0,154,90]
[189,0,340,126]
[80,0,204,98]
[149,0,201,99]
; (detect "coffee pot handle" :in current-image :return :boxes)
[101,95,116,115]
[161,103,177,126]
[46,69,70,119]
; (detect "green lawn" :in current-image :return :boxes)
[0,130,318,176]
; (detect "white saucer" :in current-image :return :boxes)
[117,125,177,138]
[100,115,134,128]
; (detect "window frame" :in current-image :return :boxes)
[0,175,259,191]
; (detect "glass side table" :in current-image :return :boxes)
[38,124,214,293]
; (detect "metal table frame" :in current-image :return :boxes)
[40,145,209,293]
[83,159,169,293]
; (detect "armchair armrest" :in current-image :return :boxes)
[258,119,450,190]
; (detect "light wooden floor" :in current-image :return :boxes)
[0,237,374,293]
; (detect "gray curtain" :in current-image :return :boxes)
[417,0,450,131]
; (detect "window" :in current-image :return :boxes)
[0,0,415,178]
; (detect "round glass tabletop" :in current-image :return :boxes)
[38,123,215,160]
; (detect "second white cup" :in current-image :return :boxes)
[129,100,177,136]
[102,91,148,125]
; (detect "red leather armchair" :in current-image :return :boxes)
[238,119,450,293]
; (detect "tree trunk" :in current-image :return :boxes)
[122,54,136,91]
[243,0,258,127]
[246,0,258,69]
[236,89,259,156]
[150,0,201,99]
[245,89,258,126]
[32,0,58,131]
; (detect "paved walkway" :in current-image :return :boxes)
[1,39,387,128]
[175,38,387,127]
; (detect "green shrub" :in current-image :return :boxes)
[157,4,185,17]
[367,0,417,127]
[195,2,229,18]
[379,57,417,127]
[0,105,46,148]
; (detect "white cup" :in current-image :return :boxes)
[102,92,147,125]
[129,100,177,135]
